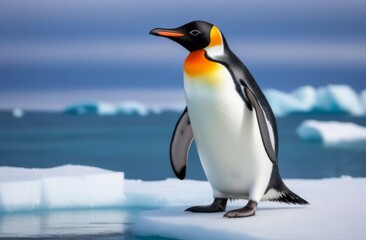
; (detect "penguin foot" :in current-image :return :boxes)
[185,198,227,213]
[224,200,257,218]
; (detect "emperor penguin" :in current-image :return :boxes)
[150,21,308,218]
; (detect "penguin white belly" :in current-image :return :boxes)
[184,68,273,201]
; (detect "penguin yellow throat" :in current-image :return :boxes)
[184,50,220,77]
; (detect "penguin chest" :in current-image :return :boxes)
[183,54,271,198]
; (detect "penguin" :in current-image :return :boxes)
[150,21,308,218]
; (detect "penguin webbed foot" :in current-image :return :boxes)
[185,198,227,213]
[224,200,257,218]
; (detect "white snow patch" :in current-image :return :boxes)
[297,120,366,145]
[133,178,366,240]
[0,165,124,212]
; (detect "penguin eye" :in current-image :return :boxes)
[189,30,201,36]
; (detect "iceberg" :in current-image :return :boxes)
[264,86,316,116]
[63,102,117,116]
[361,89,366,109]
[0,165,124,212]
[12,108,24,118]
[63,101,158,116]
[133,177,366,240]
[314,85,364,115]
[116,101,150,116]
[263,85,365,116]
[297,120,366,145]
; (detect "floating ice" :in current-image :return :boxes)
[314,85,364,115]
[64,101,155,116]
[264,86,316,116]
[297,120,366,145]
[264,85,365,116]
[0,165,124,212]
[12,108,24,118]
[116,101,149,116]
[133,177,366,240]
[63,102,117,116]
[360,89,366,109]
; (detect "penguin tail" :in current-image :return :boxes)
[263,165,309,205]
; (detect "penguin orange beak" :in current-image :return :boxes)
[150,28,184,38]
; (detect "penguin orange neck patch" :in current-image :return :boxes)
[184,50,220,77]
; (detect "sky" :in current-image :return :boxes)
[0,0,366,109]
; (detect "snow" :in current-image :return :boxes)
[0,165,124,212]
[263,85,365,116]
[297,120,366,145]
[133,177,366,240]
[1,165,365,239]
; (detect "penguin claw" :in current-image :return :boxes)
[223,200,257,218]
[185,198,227,213]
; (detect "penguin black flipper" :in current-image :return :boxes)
[170,107,194,180]
[244,87,278,164]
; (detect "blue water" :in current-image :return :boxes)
[1,112,366,179]
[0,112,366,239]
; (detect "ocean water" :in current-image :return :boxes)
[1,112,366,179]
[0,111,366,239]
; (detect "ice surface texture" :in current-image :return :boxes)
[133,177,365,240]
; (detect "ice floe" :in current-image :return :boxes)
[133,177,366,240]
[0,165,124,212]
[297,120,366,145]
[1,165,365,239]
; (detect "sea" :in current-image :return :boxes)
[0,111,366,239]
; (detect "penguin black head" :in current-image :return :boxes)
[150,21,215,52]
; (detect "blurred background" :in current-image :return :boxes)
[0,0,366,180]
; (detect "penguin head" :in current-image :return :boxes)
[150,21,222,52]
